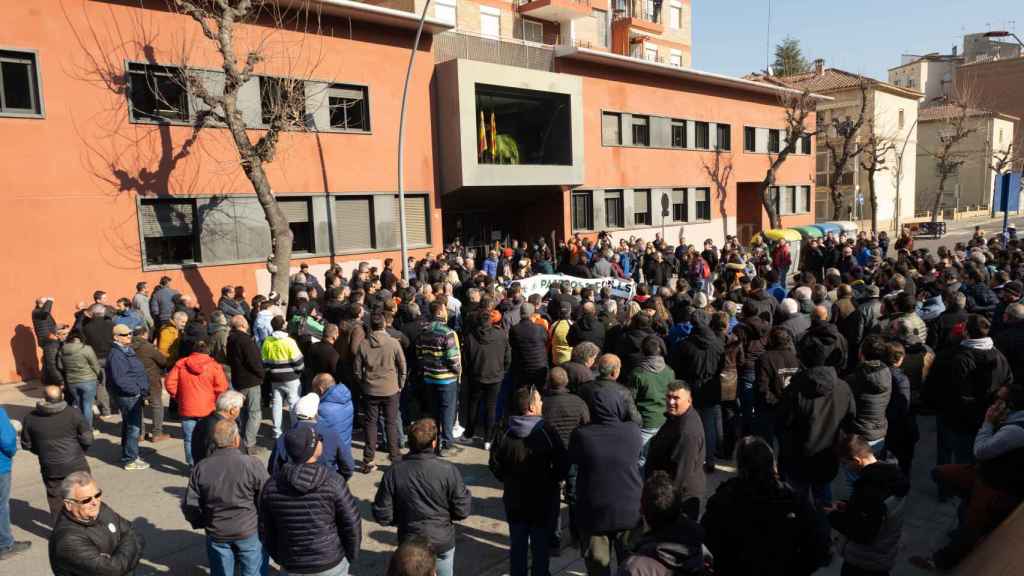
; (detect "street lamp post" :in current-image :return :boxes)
[983,30,1024,49]
[397,0,435,280]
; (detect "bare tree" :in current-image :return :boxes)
[822,80,869,220]
[757,88,818,230]
[923,98,978,223]
[701,147,734,242]
[859,119,897,234]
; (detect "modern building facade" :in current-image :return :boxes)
[0,0,817,382]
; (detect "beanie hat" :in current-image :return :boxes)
[284,426,318,463]
[294,393,320,420]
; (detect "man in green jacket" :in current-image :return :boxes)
[629,336,676,466]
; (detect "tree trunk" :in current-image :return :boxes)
[867,175,878,235]
[932,176,947,225]
[719,199,729,242]
[758,180,781,230]
[830,188,844,220]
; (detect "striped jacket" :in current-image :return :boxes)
[415,320,461,386]
[261,331,305,383]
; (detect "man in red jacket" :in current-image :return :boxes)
[165,340,228,471]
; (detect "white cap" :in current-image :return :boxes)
[294,393,320,420]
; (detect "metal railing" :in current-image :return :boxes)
[433,30,555,71]
[515,0,592,8]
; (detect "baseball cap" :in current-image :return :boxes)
[112,324,132,336]
[294,393,320,420]
[284,426,319,463]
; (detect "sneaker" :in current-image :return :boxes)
[124,460,150,471]
[0,541,31,560]
[452,422,465,439]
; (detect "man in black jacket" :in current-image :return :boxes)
[617,471,706,576]
[569,386,642,576]
[542,366,589,551]
[568,302,606,351]
[226,315,266,453]
[374,418,472,576]
[993,303,1024,385]
[799,306,848,370]
[21,385,93,518]
[489,388,567,576]
[509,303,548,389]
[189,390,244,466]
[32,297,63,386]
[560,341,598,393]
[82,304,114,418]
[305,323,341,394]
[260,426,361,576]
[671,322,723,473]
[463,309,511,447]
[578,354,642,426]
[49,471,143,576]
[183,419,269,576]
[644,381,705,519]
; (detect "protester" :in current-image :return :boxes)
[0,405,30,559]
[616,471,706,576]
[226,315,267,452]
[183,419,270,576]
[105,323,150,470]
[463,307,511,446]
[374,419,472,576]
[355,312,407,472]
[415,302,463,456]
[57,332,102,430]
[261,315,305,440]
[579,354,642,426]
[643,381,705,518]
[49,471,143,575]
[166,339,230,470]
[269,393,354,480]
[630,336,676,464]
[189,390,244,466]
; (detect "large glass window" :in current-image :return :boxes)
[572,192,594,231]
[260,76,306,127]
[476,83,572,165]
[671,120,686,148]
[716,123,731,151]
[328,84,369,132]
[480,6,501,39]
[605,190,624,228]
[140,199,197,265]
[632,115,650,147]
[694,121,710,149]
[602,112,621,146]
[694,188,711,220]
[671,188,687,222]
[634,189,651,226]
[128,63,189,123]
[744,126,756,152]
[277,198,315,253]
[0,50,42,115]
[768,129,781,153]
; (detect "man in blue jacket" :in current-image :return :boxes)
[0,407,30,559]
[106,324,151,470]
[313,373,355,473]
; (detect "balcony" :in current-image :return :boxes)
[516,0,592,22]
[612,1,663,34]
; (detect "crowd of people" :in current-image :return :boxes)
[1,222,1022,576]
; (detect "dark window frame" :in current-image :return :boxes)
[694,121,710,150]
[633,188,652,226]
[128,62,190,124]
[602,111,622,146]
[694,187,711,221]
[743,126,756,152]
[139,198,199,267]
[0,48,44,117]
[671,119,687,148]
[572,191,594,231]
[259,75,307,129]
[716,123,731,151]
[327,83,371,133]
[768,129,781,153]
[605,190,624,229]
[631,115,650,147]
[671,188,687,222]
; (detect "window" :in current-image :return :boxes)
[633,189,651,226]
[328,84,369,132]
[775,186,797,215]
[644,0,657,21]
[671,119,687,148]
[744,126,756,152]
[800,133,812,154]
[435,0,457,26]
[391,195,430,247]
[334,196,374,251]
[631,115,650,146]
[602,112,622,145]
[1000,128,1005,144]
[572,191,594,231]
[140,199,197,266]
[668,2,682,29]
[797,186,811,213]
[768,129,780,153]
[671,188,686,222]
[128,63,189,123]
[605,190,624,228]
[260,76,306,127]
[522,19,544,43]
[716,123,731,151]
[480,6,501,39]
[477,84,572,165]
[669,51,682,67]
[0,50,42,115]
[278,198,315,253]
[594,9,610,48]
[694,188,711,221]
[694,121,710,149]
[898,109,905,130]
[644,45,658,62]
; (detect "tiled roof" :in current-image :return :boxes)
[746,68,921,99]
[918,103,1019,122]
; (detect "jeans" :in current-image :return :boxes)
[936,416,975,468]
[699,404,721,467]
[510,521,551,576]
[0,473,11,550]
[181,418,199,467]
[788,475,833,553]
[364,394,401,463]
[430,384,459,448]
[115,394,143,464]
[436,547,454,576]
[271,380,301,439]
[207,534,268,576]
[282,557,349,576]
[239,386,263,450]
[639,427,659,467]
[70,380,97,429]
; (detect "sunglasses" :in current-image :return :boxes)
[66,490,102,505]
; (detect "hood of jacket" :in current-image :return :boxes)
[637,355,666,373]
[794,365,840,398]
[738,316,770,339]
[508,415,542,439]
[807,318,841,346]
[33,400,69,416]
[62,341,86,355]
[279,462,330,494]
[471,321,504,344]
[589,384,629,424]
[322,383,352,406]
[182,352,218,375]
[861,462,910,499]
[852,360,891,393]
[366,330,389,348]
[918,296,946,322]
[685,322,723,353]
[633,537,705,574]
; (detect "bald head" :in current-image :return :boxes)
[43,385,62,403]
[230,315,248,331]
[812,305,829,321]
[596,353,622,380]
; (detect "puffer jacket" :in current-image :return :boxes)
[509,320,548,374]
[373,452,472,553]
[756,345,800,406]
[464,321,511,385]
[671,322,725,407]
[165,353,229,419]
[541,388,590,447]
[132,336,168,391]
[318,384,354,464]
[58,341,101,384]
[778,366,856,483]
[963,281,999,316]
[568,313,606,351]
[20,401,92,479]
[260,462,361,573]
[829,462,909,572]
[936,339,1014,434]
[799,318,848,370]
[354,330,406,397]
[489,415,568,523]
[49,503,143,576]
[844,361,892,442]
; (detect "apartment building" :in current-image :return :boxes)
[759,61,921,231]
[0,0,818,382]
[915,105,1017,214]
[888,52,962,104]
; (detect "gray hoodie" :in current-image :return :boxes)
[974,410,1024,461]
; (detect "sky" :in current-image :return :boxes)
[692,0,1022,80]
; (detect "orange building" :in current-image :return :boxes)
[0,0,819,383]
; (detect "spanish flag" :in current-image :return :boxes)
[490,111,497,158]
[478,110,487,158]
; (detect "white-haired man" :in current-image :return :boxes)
[190,390,246,466]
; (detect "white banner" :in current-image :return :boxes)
[513,274,636,299]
